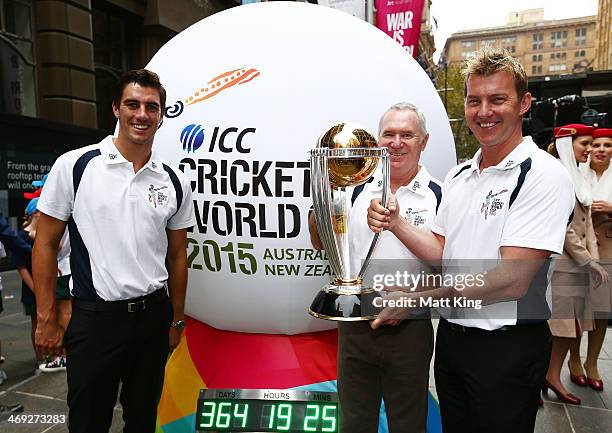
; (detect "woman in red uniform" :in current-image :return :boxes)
[580,128,612,391]
[544,124,608,405]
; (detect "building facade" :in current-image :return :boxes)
[417,0,435,76]
[442,8,596,77]
[0,0,235,221]
[595,0,611,71]
[0,0,236,131]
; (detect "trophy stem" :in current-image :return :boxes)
[358,153,390,279]
[311,154,344,277]
[333,188,352,280]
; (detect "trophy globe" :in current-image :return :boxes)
[318,123,379,188]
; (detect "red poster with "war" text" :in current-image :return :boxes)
[375,0,425,58]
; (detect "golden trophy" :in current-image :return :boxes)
[308,123,390,320]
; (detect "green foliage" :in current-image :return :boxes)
[435,64,480,161]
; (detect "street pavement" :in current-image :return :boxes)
[1,269,612,432]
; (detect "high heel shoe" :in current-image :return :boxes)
[542,379,581,405]
[586,377,604,391]
[584,363,604,391]
[568,361,587,386]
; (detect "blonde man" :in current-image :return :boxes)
[369,48,574,433]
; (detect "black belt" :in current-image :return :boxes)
[441,318,547,334]
[74,289,167,313]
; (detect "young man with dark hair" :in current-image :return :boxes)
[33,69,194,433]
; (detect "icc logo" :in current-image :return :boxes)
[180,124,205,153]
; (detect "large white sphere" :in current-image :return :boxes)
[147,2,456,334]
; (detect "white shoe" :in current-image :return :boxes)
[39,356,66,373]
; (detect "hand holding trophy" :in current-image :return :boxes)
[309,123,390,320]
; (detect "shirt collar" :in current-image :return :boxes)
[371,165,431,197]
[100,136,128,165]
[144,150,165,174]
[465,136,538,176]
[100,136,165,174]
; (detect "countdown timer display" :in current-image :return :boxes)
[196,389,338,432]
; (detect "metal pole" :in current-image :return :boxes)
[444,61,448,110]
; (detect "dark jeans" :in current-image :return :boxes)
[435,319,551,433]
[338,319,434,433]
[64,294,172,433]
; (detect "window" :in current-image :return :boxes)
[532,33,543,50]
[532,54,543,62]
[461,40,475,48]
[461,50,478,59]
[92,4,141,132]
[480,38,495,48]
[575,50,586,58]
[551,31,568,48]
[0,0,36,116]
[500,36,516,53]
[549,63,567,72]
[575,28,586,46]
[531,65,542,74]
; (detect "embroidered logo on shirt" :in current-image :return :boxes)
[148,184,169,208]
[151,161,157,169]
[480,189,508,220]
[377,180,383,188]
[411,180,421,192]
[109,153,117,160]
[404,208,428,228]
[504,160,514,168]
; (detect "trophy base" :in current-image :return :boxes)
[308,286,382,321]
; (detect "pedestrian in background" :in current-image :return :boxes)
[11,198,41,366]
[0,213,30,415]
[580,127,612,391]
[544,124,608,405]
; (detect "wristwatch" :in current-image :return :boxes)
[170,319,186,330]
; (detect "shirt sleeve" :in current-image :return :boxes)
[500,160,575,254]
[167,168,195,230]
[431,175,451,237]
[37,153,75,221]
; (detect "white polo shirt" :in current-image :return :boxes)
[38,136,195,301]
[349,165,442,277]
[432,136,574,330]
